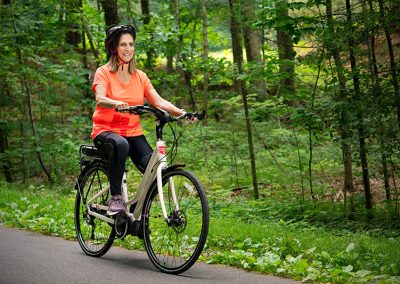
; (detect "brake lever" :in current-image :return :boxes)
[196,110,206,120]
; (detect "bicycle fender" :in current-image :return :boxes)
[162,164,186,173]
[75,160,107,190]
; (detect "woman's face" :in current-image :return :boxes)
[117,33,134,63]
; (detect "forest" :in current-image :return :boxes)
[1,0,400,282]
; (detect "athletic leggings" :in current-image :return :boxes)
[93,131,153,196]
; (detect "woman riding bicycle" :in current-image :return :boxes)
[91,25,185,214]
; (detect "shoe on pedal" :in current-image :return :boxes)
[107,194,127,215]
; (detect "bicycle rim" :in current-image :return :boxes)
[74,163,115,257]
[143,169,209,274]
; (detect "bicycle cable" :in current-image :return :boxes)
[166,119,193,166]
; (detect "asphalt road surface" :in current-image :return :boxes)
[0,226,298,284]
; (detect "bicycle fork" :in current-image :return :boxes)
[155,141,180,223]
[120,140,180,224]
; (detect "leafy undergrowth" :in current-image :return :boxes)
[209,188,400,238]
[205,225,400,283]
[0,183,399,283]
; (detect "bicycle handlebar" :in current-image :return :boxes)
[116,105,206,123]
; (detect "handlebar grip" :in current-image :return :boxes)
[196,110,206,120]
[116,105,145,115]
[116,105,206,122]
[185,110,206,121]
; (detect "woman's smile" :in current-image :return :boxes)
[118,34,135,62]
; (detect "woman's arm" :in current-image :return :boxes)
[95,85,129,109]
[146,89,185,116]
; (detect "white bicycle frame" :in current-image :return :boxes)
[84,139,178,225]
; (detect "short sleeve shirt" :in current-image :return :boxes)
[91,64,155,139]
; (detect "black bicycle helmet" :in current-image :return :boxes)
[105,25,137,57]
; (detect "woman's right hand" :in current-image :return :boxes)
[114,101,129,110]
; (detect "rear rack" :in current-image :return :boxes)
[79,145,105,170]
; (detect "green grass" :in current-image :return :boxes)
[1,182,399,283]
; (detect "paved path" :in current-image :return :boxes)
[0,226,298,284]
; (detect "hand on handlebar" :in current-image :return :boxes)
[177,111,206,123]
[185,113,198,123]
[115,105,206,122]
[176,111,196,123]
[114,101,129,110]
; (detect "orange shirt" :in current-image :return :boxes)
[91,64,155,139]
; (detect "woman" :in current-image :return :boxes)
[91,25,185,214]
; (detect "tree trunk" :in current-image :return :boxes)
[242,0,261,63]
[65,0,82,48]
[100,0,119,27]
[141,0,155,70]
[308,51,324,200]
[201,0,209,112]
[12,16,52,182]
[182,17,198,109]
[229,0,259,199]
[82,21,100,65]
[81,29,93,118]
[241,0,264,95]
[126,0,137,25]
[276,0,296,95]
[363,0,391,201]
[382,152,391,199]
[0,122,12,182]
[326,0,355,216]
[346,0,373,212]
[166,0,178,73]
[378,0,400,130]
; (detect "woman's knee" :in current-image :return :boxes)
[113,137,129,156]
[102,133,129,157]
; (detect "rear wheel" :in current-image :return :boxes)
[74,162,115,257]
[143,168,209,274]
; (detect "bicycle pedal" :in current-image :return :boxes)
[107,210,128,217]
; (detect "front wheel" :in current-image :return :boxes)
[143,169,209,274]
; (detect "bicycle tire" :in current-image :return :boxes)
[74,162,115,257]
[143,168,209,274]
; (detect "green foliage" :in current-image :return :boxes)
[1,183,399,283]
[1,0,400,281]
[0,183,75,238]
[207,234,400,282]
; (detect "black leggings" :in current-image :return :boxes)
[93,131,153,196]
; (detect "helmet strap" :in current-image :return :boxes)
[116,53,130,71]
[120,61,129,71]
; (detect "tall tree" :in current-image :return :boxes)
[65,0,82,49]
[345,0,373,212]
[377,0,400,130]
[201,0,209,112]
[276,0,296,94]
[363,0,391,200]
[100,0,119,27]
[229,0,259,199]
[141,0,155,69]
[242,0,261,63]
[0,121,12,182]
[242,0,264,94]
[166,0,179,73]
[325,0,355,216]
[12,15,52,182]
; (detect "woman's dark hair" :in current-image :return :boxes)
[105,25,136,58]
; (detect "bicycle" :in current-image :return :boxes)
[74,105,209,274]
